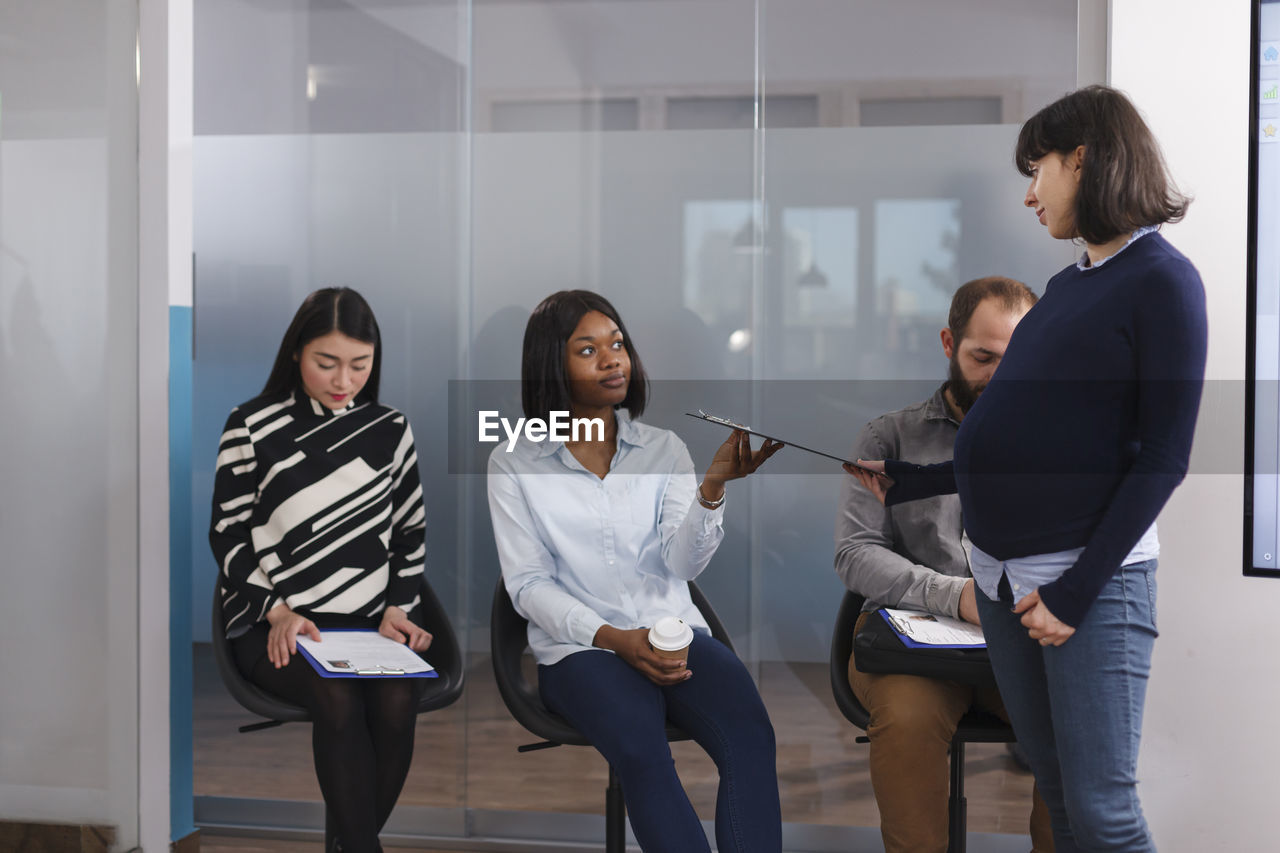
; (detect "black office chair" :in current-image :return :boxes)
[829,590,1014,853]
[210,576,465,849]
[491,578,735,853]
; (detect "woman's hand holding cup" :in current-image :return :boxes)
[593,624,691,686]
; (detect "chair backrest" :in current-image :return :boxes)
[688,581,735,655]
[490,577,734,745]
[413,578,466,712]
[829,590,871,730]
[489,580,545,716]
[211,575,464,724]
[210,580,310,723]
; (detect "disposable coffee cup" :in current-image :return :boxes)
[648,617,695,663]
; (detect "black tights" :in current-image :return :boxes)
[234,624,424,853]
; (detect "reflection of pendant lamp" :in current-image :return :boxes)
[795,208,829,286]
[797,262,829,287]
[732,217,763,254]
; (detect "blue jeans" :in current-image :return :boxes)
[538,632,782,853]
[976,559,1158,852]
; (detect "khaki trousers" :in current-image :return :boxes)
[848,612,1054,853]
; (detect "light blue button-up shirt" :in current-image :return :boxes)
[487,411,725,665]
[970,528,1158,607]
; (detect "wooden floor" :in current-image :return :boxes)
[201,841,456,853]
[194,646,1038,836]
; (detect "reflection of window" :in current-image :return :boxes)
[682,200,760,326]
[666,95,819,130]
[875,198,960,323]
[490,98,639,131]
[781,207,858,327]
[860,96,1003,127]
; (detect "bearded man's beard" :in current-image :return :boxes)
[947,355,985,416]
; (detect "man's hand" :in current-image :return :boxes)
[380,605,433,652]
[958,579,981,626]
[593,625,691,686]
[265,603,321,669]
[1013,589,1076,646]
[843,459,894,505]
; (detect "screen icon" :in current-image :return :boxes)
[1264,122,1279,142]
[1264,82,1280,103]
[1265,43,1280,65]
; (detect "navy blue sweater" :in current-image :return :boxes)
[886,232,1206,626]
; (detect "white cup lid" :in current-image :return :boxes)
[648,616,694,651]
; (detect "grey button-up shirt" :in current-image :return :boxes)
[834,384,971,617]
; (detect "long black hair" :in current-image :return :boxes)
[1014,85,1189,245]
[261,287,382,403]
[521,290,648,422]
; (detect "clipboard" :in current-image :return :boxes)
[684,410,880,473]
[878,608,987,650]
[854,608,995,687]
[296,629,439,679]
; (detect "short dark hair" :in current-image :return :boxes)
[521,290,648,422]
[1014,85,1189,245]
[261,287,382,403]
[948,276,1038,342]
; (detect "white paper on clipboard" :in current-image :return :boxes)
[296,630,436,676]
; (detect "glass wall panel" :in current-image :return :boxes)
[191,0,1086,847]
[0,0,141,842]
[466,0,760,823]
[191,0,469,825]
[755,0,1079,833]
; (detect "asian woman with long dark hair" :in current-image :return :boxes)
[210,287,430,853]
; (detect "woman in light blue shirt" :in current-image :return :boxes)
[487,290,783,853]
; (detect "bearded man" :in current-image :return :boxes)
[833,275,1052,853]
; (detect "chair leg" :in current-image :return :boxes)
[324,805,339,853]
[947,740,967,853]
[606,764,626,853]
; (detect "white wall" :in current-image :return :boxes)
[0,1,146,845]
[1111,1,1274,849]
[0,2,175,847]
[368,0,1075,99]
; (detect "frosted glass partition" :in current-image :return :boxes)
[754,125,1078,660]
[191,0,1086,845]
[192,133,467,640]
[468,128,762,650]
[468,125,1076,662]
[191,135,315,639]
[192,132,468,810]
[0,0,141,841]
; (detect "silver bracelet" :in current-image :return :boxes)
[697,483,725,510]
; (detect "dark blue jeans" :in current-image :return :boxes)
[976,559,1159,852]
[538,632,782,853]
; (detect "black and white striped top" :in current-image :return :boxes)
[209,391,426,638]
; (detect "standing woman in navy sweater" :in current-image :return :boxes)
[850,86,1206,851]
[210,288,431,853]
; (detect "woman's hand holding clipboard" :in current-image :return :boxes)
[685,411,893,498]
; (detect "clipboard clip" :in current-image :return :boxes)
[696,409,751,431]
[355,666,406,676]
[885,612,910,636]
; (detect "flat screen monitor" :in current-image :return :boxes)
[1246,0,1280,575]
